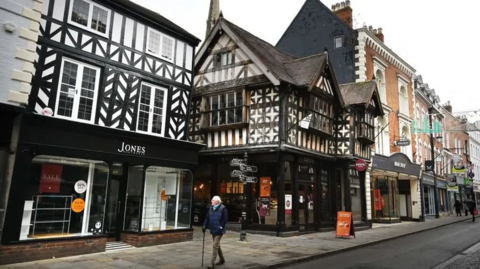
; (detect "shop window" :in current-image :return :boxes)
[285,161,293,226]
[143,166,192,231]
[147,28,174,61]
[202,90,247,128]
[307,95,334,135]
[21,156,108,240]
[371,177,400,222]
[124,166,143,231]
[55,58,100,124]
[69,0,111,36]
[136,82,168,137]
[319,169,331,222]
[192,164,213,225]
[356,109,375,144]
[350,169,362,222]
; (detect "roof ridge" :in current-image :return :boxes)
[283,53,324,64]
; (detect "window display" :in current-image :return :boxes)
[141,166,192,231]
[21,155,108,240]
[371,176,400,222]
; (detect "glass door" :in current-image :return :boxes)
[298,183,315,231]
[105,163,127,240]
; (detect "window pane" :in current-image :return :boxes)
[137,85,151,132]
[219,94,226,109]
[219,110,226,125]
[58,61,78,118]
[78,67,97,121]
[227,92,235,108]
[148,31,161,55]
[227,108,235,124]
[142,166,193,231]
[236,91,243,106]
[161,37,174,60]
[71,0,89,27]
[152,88,165,134]
[91,6,108,34]
[22,156,108,240]
[235,107,242,123]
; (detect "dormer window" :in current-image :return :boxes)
[334,36,343,49]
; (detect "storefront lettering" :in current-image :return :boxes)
[394,161,406,168]
[118,142,146,155]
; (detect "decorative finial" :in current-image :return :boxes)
[219,10,223,18]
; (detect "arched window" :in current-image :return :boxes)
[375,116,389,155]
[399,86,409,115]
[376,69,386,104]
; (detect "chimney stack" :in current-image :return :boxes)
[332,1,353,27]
[376,27,384,42]
[443,101,452,113]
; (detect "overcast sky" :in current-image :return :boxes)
[131,0,479,119]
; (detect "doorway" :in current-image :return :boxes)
[106,163,127,241]
[298,182,315,231]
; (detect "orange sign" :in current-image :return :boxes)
[71,198,85,213]
[260,177,271,197]
[335,211,355,238]
[161,189,169,201]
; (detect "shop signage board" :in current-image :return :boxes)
[335,211,355,239]
[355,159,367,172]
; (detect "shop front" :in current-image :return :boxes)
[192,150,352,236]
[422,174,436,217]
[0,114,203,264]
[370,153,421,223]
[474,183,480,208]
[436,179,449,216]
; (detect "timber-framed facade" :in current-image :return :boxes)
[189,15,383,236]
[0,0,204,265]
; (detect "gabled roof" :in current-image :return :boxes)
[339,80,384,116]
[107,0,200,45]
[222,19,298,85]
[283,54,326,86]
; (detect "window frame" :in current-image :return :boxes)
[356,109,375,144]
[146,27,175,63]
[54,57,101,124]
[136,82,169,137]
[306,94,334,135]
[214,51,235,68]
[201,89,247,129]
[67,0,111,38]
[334,36,343,49]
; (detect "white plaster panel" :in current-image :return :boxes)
[123,17,134,48]
[185,45,193,71]
[135,23,145,52]
[52,0,65,21]
[175,41,185,68]
[112,12,123,43]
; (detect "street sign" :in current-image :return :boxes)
[240,163,258,173]
[299,114,312,129]
[395,140,410,147]
[230,158,244,167]
[239,175,258,183]
[230,170,245,177]
[354,159,366,172]
[425,160,434,172]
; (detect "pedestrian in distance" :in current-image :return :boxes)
[202,196,228,269]
[454,199,462,216]
[464,196,477,222]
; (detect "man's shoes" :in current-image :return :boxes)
[207,265,215,269]
[216,260,225,265]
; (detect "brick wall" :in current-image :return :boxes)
[121,230,193,247]
[0,237,106,265]
[365,45,415,156]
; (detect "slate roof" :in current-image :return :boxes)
[339,80,377,106]
[284,54,327,86]
[109,0,200,44]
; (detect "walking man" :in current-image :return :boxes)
[454,199,462,216]
[464,196,477,222]
[203,196,228,268]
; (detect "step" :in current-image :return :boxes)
[105,241,135,252]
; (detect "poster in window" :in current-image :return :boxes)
[259,197,270,217]
[285,194,292,214]
[260,177,271,197]
[39,164,63,193]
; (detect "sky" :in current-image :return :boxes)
[131,0,480,120]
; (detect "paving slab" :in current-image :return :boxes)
[0,216,470,269]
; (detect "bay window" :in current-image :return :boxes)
[203,90,246,128]
[69,0,110,36]
[55,58,100,123]
[356,110,375,144]
[308,95,334,135]
[136,82,168,137]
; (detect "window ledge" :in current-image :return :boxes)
[357,136,375,145]
[201,122,249,132]
[309,127,334,138]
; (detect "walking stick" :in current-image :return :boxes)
[201,231,206,266]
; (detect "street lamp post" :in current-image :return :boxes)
[428,107,441,218]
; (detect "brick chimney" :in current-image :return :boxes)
[443,101,452,113]
[376,28,384,42]
[332,0,352,27]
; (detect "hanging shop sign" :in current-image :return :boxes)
[394,140,411,147]
[335,211,355,239]
[355,159,367,172]
[424,160,434,172]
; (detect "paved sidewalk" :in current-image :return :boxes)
[1,216,470,269]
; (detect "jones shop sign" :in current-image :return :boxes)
[117,142,146,155]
